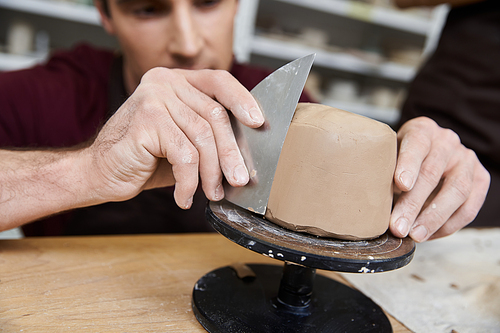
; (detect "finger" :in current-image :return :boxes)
[161,95,227,202]
[167,139,200,209]
[428,159,490,240]
[408,155,474,242]
[172,79,249,188]
[390,136,455,238]
[181,69,264,127]
[150,105,201,209]
[394,117,435,191]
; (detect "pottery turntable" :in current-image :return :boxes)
[191,200,415,333]
[190,54,413,332]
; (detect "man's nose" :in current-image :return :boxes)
[169,7,203,59]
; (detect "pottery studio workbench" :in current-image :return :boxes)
[0,233,411,332]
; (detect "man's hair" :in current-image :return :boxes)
[98,0,110,17]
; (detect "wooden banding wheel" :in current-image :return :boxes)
[192,200,415,332]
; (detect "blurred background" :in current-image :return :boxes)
[0,0,449,127]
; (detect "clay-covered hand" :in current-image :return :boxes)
[85,67,263,209]
[390,117,490,242]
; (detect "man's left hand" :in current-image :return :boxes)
[390,117,490,242]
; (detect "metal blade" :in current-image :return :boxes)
[224,53,315,214]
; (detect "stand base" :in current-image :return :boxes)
[192,264,392,333]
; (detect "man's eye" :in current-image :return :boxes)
[194,0,221,9]
[130,2,169,18]
[133,6,158,16]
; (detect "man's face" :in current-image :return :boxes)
[98,0,238,91]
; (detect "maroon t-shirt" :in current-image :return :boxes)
[0,44,313,236]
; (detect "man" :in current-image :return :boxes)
[0,0,490,243]
[1,0,272,236]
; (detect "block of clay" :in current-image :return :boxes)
[265,103,397,240]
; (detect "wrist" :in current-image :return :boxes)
[67,147,106,209]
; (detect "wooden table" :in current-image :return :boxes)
[0,234,410,332]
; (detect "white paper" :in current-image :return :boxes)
[342,228,500,333]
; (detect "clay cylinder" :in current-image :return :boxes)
[265,103,397,240]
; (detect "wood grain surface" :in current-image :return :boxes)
[0,234,411,332]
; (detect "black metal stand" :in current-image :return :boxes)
[192,200,416,332]
[276,262,315,312]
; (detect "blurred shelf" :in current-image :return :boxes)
[274,0,431,35]
[0,0,100,25]
[252,35,416,82]
[0,52,46,71]
[322,98,401,125]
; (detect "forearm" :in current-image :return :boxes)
[0,149,97,231]
[394,0,484,8]
[0,67,264,231]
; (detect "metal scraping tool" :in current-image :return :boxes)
[224,53,315,214]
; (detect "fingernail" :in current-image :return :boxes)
[214,184,224,201]
[249,107,264,125]
[395,217,409,236]
[183,197,193,209]
[411,225,428,242]
[399,171,414,190]
[233,164,249,185]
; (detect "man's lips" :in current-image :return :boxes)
[173,65,214,70]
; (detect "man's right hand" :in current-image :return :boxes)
[0,68,263,230]
[86,67,264,209]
